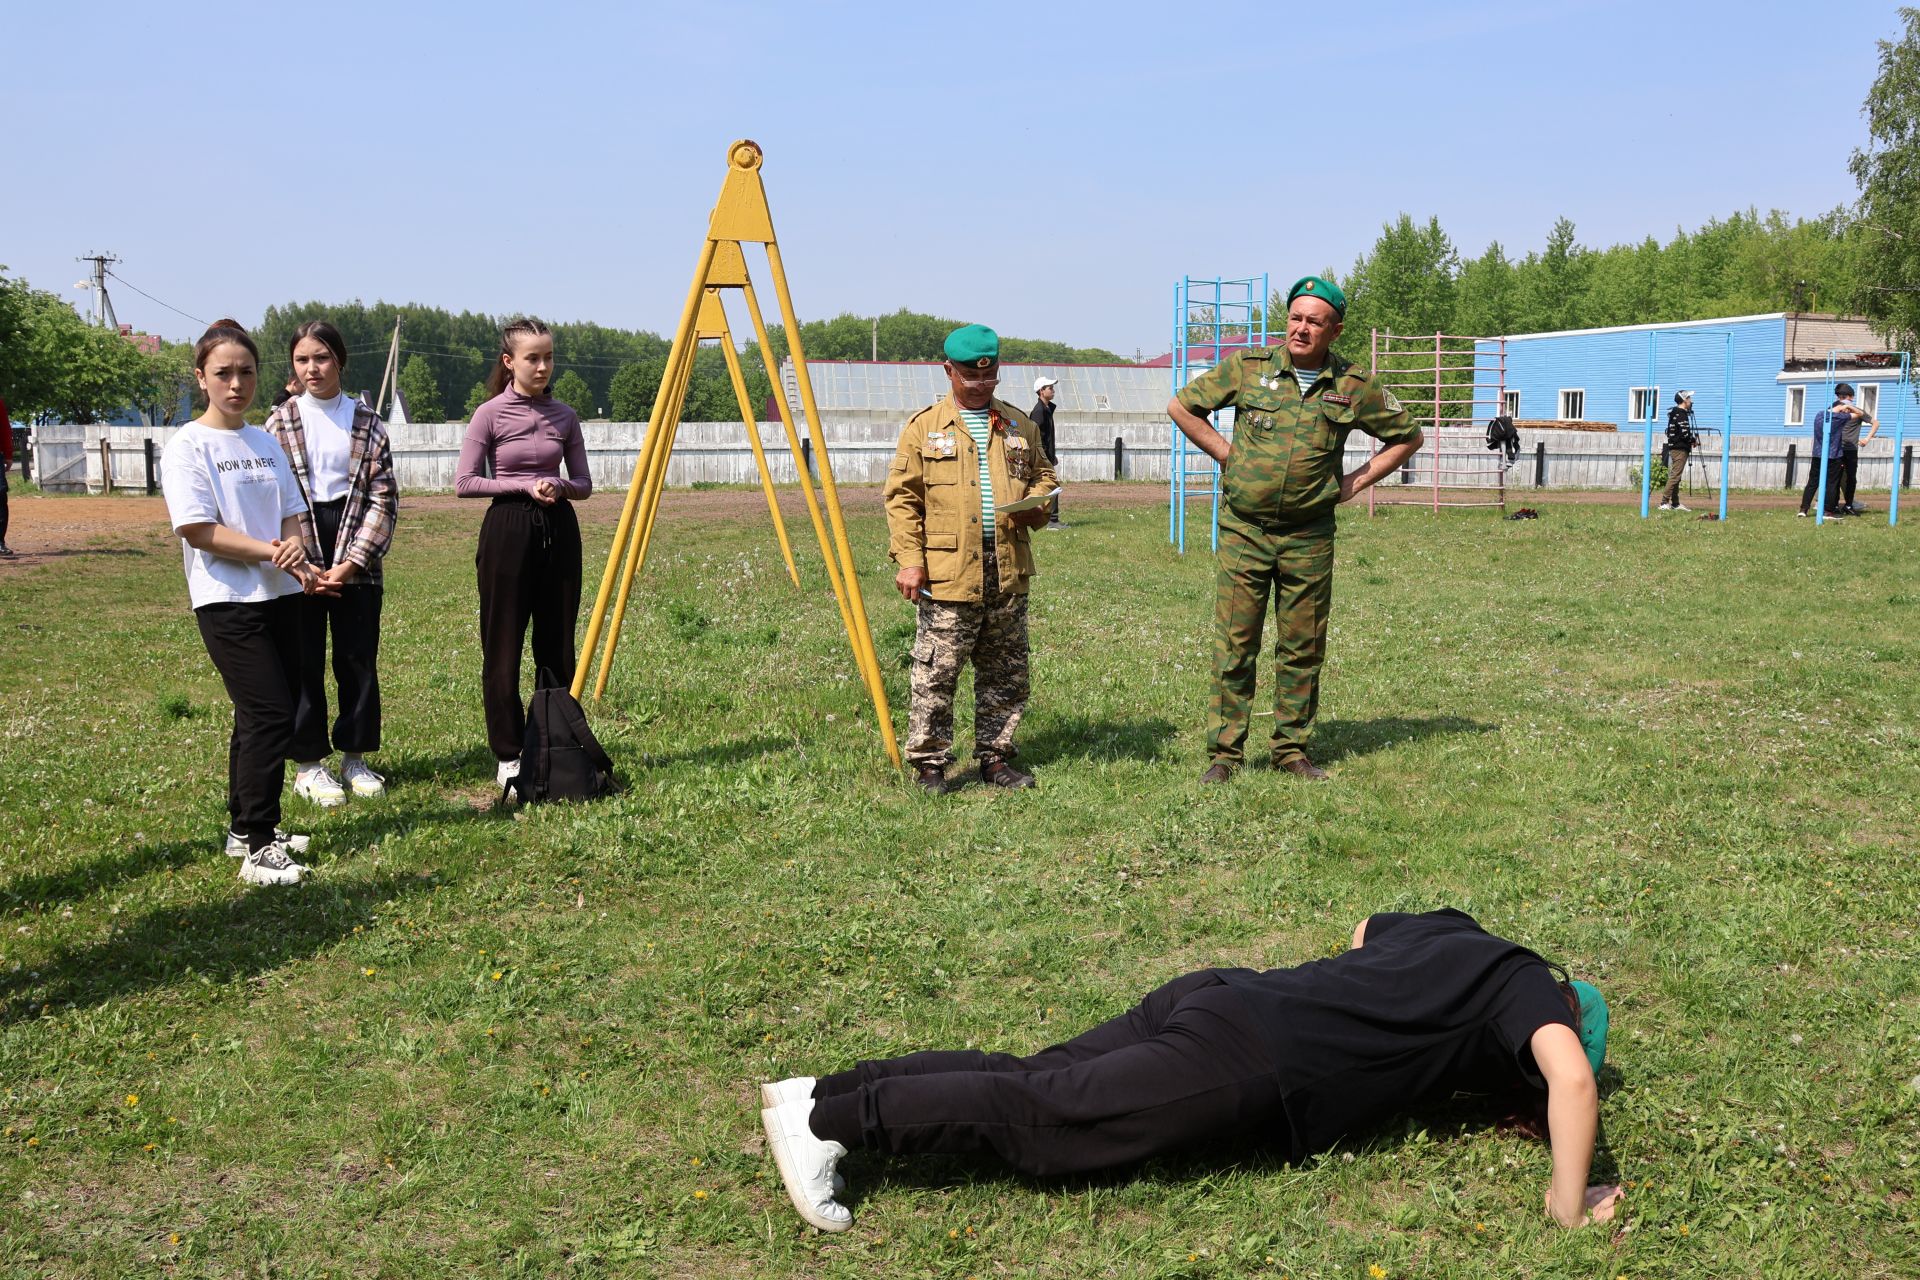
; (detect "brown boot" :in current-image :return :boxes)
[1276,755,1329,781]
[1199,761,1234,784]
[980,757,1035,790]
[914,765,950,794]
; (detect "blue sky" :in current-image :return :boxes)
[2,0,1900,359]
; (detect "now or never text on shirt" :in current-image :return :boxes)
[160,421,308,609]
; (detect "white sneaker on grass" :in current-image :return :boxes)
[759,1078,846,1194]
[293,764,347,808]
[1657,502,1674,511]
[496,758,521,789]
[761,1098,851,1232]
[342,757,385,798]
[225,828,311,859]
[238,840,310,887]
[1674,503,1691,512]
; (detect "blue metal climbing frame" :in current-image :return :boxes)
[1169,274,1269,553]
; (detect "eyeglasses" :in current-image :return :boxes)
[952,373,1000,388]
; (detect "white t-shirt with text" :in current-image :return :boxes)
[160,421,308,609]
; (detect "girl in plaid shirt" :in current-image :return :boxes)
[265,320,398,807]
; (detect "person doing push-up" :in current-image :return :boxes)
[760,908,1619,1232]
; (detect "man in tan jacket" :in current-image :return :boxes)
[884,324,1057,793]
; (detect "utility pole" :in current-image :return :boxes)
[76,251,121,328]
[375,315,404,418]
[871,316,878,361]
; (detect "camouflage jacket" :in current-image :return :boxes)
[1176,347,1420,526]
[883,395,1057,602]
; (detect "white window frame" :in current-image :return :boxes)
[1628,386,1659,423]
[1860,383,1879,417]
[1557,388,1585,420]
[1501,389,1520,417]
[1785,386,1805,426]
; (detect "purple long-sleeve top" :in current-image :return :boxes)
[455,387,593,499]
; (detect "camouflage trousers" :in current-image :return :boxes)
[1205,511,1335,765]
[906,556,1030,768]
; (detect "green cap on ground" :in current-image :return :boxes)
[1570,980,1609,1079]
[943,324,1000,369]
[1286,276,1347,317]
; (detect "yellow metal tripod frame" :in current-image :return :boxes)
[572,141,902,768]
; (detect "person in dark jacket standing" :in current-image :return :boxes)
[1030,376,1064,528]
[1658,391,1698,512]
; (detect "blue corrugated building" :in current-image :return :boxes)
[1475,313,1904,438]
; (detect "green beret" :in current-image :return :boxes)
[1571,980,1609,1079]
[1286,276,1347,317]
[943,323,999,369]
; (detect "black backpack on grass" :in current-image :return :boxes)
[508,670,616,804]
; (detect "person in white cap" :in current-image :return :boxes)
[1031,376,1064,528]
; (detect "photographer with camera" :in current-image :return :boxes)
[1658,391,1699,512]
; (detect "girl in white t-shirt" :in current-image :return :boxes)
[159,320,319,886]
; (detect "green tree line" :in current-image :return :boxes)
[1306,208,1860,366]
[0,268,196,425]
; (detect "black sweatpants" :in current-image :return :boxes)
[292,497,383,760]
[195,595,301,851]
[1800,453,1843,514]
[0,470,10,547]
[1839,445,1861,507]
[477,496,582,761]
[807,970,1284,1177]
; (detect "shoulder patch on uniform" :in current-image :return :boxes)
[1382,389,1404,413]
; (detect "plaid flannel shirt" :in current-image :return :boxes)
[266,398,398,583]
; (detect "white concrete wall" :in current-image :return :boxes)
[24,420,1917,495]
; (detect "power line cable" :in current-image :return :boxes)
[103,270,208,328]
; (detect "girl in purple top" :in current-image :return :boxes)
[457,317,593,787]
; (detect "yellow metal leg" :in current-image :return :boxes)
[575,239,717,699]
[719,313,800,587]
[740,280,857,643]
[765,242,901,767]
[595,334,699,698]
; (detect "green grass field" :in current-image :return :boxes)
[2,487,1916,1279]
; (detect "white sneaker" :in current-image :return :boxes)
[1674,503,1691,512]
[342,757,385,798]
[225,828,311,859]
[238,840,310,887]
[759,1079,847,1193]
[496,758,521,789]
[294,764,348,808]
[1656,503,1674,511]
[760,1076,817,1109]
[761,1099,851,1232]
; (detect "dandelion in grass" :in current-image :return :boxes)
[694,1189,708,1201]
[124,1094,138,1107]
[26,1137,38,1147]
[143,1142,157,1152]
[169,1233,180,1245]
[491,971,503,982]
[1370,1267,1388,1279]
[363,968,376,977]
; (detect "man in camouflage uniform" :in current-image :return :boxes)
[1167,277,1424,783]
[885,324,1058,793]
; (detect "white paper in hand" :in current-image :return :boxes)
[995,488,1062,515]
